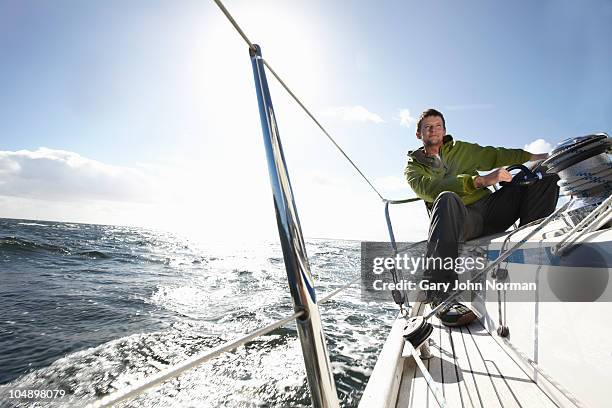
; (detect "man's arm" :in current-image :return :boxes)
[457,141,534,171]
[474,153,549,188]
[405,164,478,202]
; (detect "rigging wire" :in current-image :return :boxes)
[262,61,386,201]
[212,0,256,51]
[87,310,304,408]
[213,0,393,202]
[318,275,361,304]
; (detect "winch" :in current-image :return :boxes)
[542,133,611,226]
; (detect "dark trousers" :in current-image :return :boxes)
[425,175,560,285]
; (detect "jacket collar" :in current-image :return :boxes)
[407,135,454,167]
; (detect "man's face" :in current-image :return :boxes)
[416,115,445,147]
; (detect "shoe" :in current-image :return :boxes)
[432,299,477,327]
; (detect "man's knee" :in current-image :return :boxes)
[433,191,462,207]
[430,192,466,220]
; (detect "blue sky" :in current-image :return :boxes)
[1,0,611,241]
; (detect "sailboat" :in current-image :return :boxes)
[88,2,611,407]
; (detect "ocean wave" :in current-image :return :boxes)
[2,218,382,407]
[75,251,111,259]
[0,238,115,260]
[0,237,71,255]
[110,252,205,267]
[4,326,308,408]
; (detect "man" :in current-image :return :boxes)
[405,108,558,327]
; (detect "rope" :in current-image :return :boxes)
[553,194,612,255]
[87,310,304,408]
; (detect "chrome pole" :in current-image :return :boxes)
[249,44,339,408]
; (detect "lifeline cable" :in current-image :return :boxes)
[87,310,304,408]
[86,273,360,408]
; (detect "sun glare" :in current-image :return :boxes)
[206,1,324,104]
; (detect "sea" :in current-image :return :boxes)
[0,218,398,407]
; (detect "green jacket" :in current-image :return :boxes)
[404,135,532,206]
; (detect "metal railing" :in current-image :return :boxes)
[249,43,339,407]
[87,311,304,408]
[88,39,343,408]
[86,275,360,408]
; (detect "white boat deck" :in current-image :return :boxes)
[396,318,560,408]
[359,222,612,408]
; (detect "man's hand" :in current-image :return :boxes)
[474,168,513,188]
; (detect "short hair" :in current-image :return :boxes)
[416,109,446,133]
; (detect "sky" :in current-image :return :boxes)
[1,0,611,242]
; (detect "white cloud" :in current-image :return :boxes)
[0,148,157,202]
[524,138,553,153]
[323,105,384,123]
[0,147,277,240]
[398,108,416,129]
[0,147,431,242]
